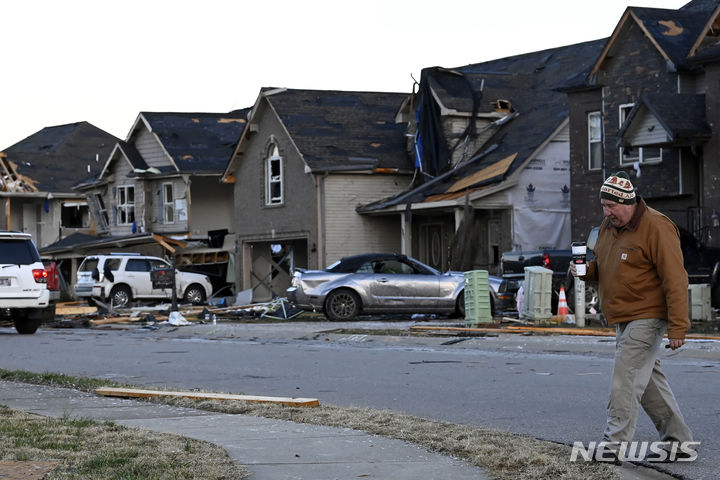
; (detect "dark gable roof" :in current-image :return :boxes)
[2,122,120,192]
[116,141,149,170]
[630,7,709,66]
[141,109,250,173]
[263,89,411,172]
[359,40,606,212]
[618,93,711,145]
[680,0,719,12]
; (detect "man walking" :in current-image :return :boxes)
[574,171,694,462]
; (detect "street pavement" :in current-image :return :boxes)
[0,378,675,480]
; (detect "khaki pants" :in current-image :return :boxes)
[604,318,693,443]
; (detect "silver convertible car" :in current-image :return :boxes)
[287,253,496,321]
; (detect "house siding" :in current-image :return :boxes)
[187,176,233,237]
[231,99,319,289]
[134,128,170,168]
[323,173,407,264]
[702,62,720,244]
[568,89,604,241]
[147,177,190,234]
[625,113,667,145]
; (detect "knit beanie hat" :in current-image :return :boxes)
[600,171,636,204]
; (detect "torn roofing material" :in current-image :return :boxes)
[261,89,412,172]
[359,39,606,213]
[1,122,120,192]
[139,109,251,173]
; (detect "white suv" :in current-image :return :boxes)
[0,231,55,334]
[74,253,213,308]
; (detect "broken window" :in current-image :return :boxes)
[619,104,662,165]
[60,201,88,228]
[163,183,174,223]
[588,111,602,170]
[265,144,283,206]
[117,185,135,225]
[89,193,109,232]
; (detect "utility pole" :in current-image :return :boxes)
[170,254,178,312]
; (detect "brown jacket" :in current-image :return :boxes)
[584,198,690,339]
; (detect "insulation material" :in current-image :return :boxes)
[512,209,570,251]
[508,142,572,251]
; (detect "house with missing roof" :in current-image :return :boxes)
[221,88,413,301]
[43,110,249,291]
[566,0,720,250]
[357,41,606,274]
[0,122,119,249]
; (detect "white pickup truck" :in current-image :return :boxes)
[0,231,57,334]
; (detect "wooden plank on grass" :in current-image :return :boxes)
[94,387,320,407]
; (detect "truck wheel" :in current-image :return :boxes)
[14,315,41,334]
[109,285,132,308]
[41,304,56,323]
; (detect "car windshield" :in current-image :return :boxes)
[0,240,41,265]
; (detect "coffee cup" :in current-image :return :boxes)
[574,259,587,276]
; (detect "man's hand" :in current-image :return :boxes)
[668,338,685,350]
[569,262,577,277]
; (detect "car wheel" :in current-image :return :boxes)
[324,289,361,321]
[566,281,601,314]
[14,315,41,334]
[184,284,206,305]
[455,290,465,318]
[109,285,132,308]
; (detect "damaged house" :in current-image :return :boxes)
[221,88,413,301]
[0,121,119,250]
[566,0,720,249]
[43,110,249,292]
[358,39,606,274]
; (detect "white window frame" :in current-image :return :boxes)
[587,111,602,171]
[265,144,283,206]
[117,185,135,225]
[619,103,662,165]
[162,183,174,224]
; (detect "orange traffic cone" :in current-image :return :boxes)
[557,285,569,316]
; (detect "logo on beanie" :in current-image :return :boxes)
[600,171,636,204]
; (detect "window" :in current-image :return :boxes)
[619,104,662,164]
[265,144,283,205]
[125,259,151,272]
[61,202,88,228]
[117,186,135,225]
[162,183,174,223]
[588,111,602,170]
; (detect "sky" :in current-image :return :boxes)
[0,0,689,150]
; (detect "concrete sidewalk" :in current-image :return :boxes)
[0,380,674,480]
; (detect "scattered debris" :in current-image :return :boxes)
[168,311,191,326]
[46,296,307,330]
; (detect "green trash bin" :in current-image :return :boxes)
[464,270,492,326]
